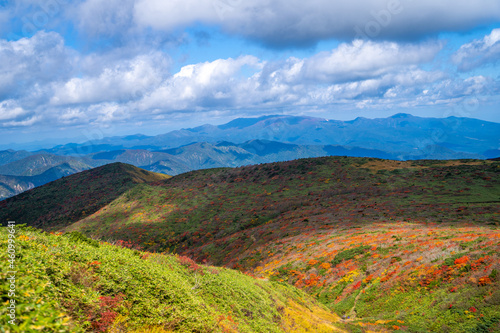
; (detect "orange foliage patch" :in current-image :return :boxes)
[454,256,469,265]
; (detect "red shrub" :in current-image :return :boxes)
[478,276,492,286]
[91,294,124,332]
[178,256,204,275]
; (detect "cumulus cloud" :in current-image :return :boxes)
[284,40,442,84]
[0,29,498,131]
[51,52,170,105]
[429,76,498,99]
[0,100,30,121]
[0,100,39,127]
[452,28,500,71]
[137,41,447,113]
[132,0,500,47]
[139,55,261,111]
[0,31,74,99]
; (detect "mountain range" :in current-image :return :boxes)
[0,113,498,200]
[43,113,500,156]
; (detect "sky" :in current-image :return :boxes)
[0,0,500,147]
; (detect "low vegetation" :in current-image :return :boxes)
[0,226,342,332]
[1,156,499,332]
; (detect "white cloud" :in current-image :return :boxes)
[0,28,498,131]
[51,52,170,105]
[0,100,29,121]
[0,31,74,99]
[138,41,447,114]
[452,28,500,71]
[303,40,441,83]
[139,55,261,110]
[430,76,497,99]
[2,116,41,127]
[0,100,39,127]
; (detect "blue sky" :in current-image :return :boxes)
[0,0,500,146]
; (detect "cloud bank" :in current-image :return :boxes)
[134,0,500,47]
[1,30,498,132]
[0,1,499,141]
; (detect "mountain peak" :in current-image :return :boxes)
[217,115,281,130]
[390,113,413,119]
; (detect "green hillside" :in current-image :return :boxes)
[0,226,342,332]
[59,158,499,258]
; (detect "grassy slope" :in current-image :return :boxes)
[2,157,500,332]
[66,157,500,332]
[0,226,342,332]
[0,163,170,230]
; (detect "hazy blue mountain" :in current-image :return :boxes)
[92,140,476,176]
[1,113,498,199]
[44,114,499,158]
[0,154,99,176]
[0,162,92,200]
[484,149,500,159]
[0,150,35,166]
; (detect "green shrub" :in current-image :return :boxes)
[65,231,100,247]
[331,245,371,266]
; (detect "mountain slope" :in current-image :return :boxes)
[0,149,34,165]
[0,163,170,229]
[2,157,499,332]
[0,226,342,332]
[0,175,36,200]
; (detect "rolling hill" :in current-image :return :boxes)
[0,163,170,229]
[2,156,499,332]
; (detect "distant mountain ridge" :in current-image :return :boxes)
[0,149,35,165]
[41,113,499,157]
[0,162,93,199]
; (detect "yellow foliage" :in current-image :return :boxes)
[108,315,174,333]
[339,270,359,283]
[281,300,344,332]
